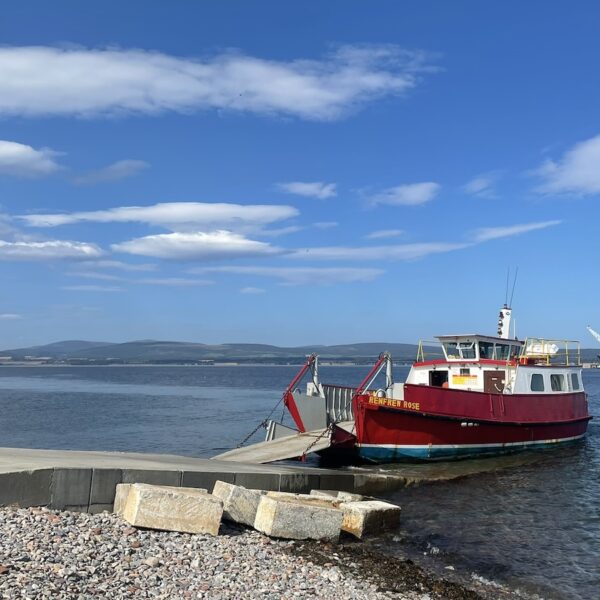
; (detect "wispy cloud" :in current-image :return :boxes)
[73,159,149,185]
[83,260,157,272]
[365,229,403,240]
[137,277,213,287]
[20,202,298,233]
[0,140,62,177]
[62,285,122,292]
[369,182,440,206]
[0,239,103,261]
[291,242,467,261]
[112,230,281,260]
[192,265,384,286]
[471,220,561,243]
[67,271,123,281]
[0,45,434,121]
[463,172,500,198]
[534,133,600,195]
[278,181,337,199]
[240,286,266,294]
[0,313,22,320]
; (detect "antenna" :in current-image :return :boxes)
[505,268,510,306]
[509,267,519,308]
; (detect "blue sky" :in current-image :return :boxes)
[1,0,599,348]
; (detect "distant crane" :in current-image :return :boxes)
[586,326,600,362]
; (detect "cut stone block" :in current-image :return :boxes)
[254,495,343,542]
[310,489,364,502]
[212,481,265,527]
[341,500,401,539]
[114,483,132,516]
[266,491,343,509]
[122,484,220,535]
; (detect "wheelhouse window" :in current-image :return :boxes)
[479,342,494,359]
[550,374,565,392]
[530,373,544,392]
[495,344,510,360]
[443,342,459,359]
[458,341,476,359]
[570,373,580,391]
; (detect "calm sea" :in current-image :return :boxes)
[0,365,597,599]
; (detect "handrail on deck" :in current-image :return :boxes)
[518,337,581,366]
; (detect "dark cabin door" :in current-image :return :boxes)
[484,370,505,393]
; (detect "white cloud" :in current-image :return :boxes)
[20,202,298,233]
[240,286,266,294]
[137,278,213,286]
[0,140,62,177]
[365,229,403,240]
[0,313,22,320]
[62,285,122,292]
[68,271,123,281]
[0,239,103,261]
[291,242,467,261]
[193,265,384,286]
[370,182,440,206]
[83,259,157,272]
[278,181,337,199]
[463,172,500,198]
[535,134,600,195]
[73,159,149,185]
[313,221,338,229]
[0,45,433,121]
[472,220,561,243]
[112,230,281,260]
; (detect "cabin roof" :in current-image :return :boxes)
[435,334,524,345]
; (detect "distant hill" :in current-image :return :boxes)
[2,339,597,364]
[0,339,434,363]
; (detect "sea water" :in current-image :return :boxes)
[0,365,597,599]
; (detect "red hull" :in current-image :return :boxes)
[353,385,591,461]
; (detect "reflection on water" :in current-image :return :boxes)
[0,365,597,599]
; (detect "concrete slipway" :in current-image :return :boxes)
[0,447,410,513]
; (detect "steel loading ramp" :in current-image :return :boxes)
[212,423,354,464]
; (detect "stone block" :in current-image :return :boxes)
[51,468,92,511]
[341,500,401,538]
[122,483,222,535]
[212,481,265,527]
[0,469,52,508]
[254,495,343,542]
[310,489,364,502]
[114,483,133,516]
[266,491,343,508]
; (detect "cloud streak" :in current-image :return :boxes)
[0,140,62,177]
[192,265,384,286]
[20,202,298,233]
[471,220,561,242]
[73,159,149,185]
[278,181,337,199]
[112,230,281,260]
[369,182,440,206]
[0,239,103,261]
[0,45,433,121]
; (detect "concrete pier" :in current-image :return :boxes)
[0,447,407,513]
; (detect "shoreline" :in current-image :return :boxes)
[0,505,510,600]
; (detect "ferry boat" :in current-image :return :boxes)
[272,306,592,462]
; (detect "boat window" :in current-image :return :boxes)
[479,342,494,359]
[494,344,510,360]
[510,345,522,359]
[460,368,470,376]
[570,373,580,391]
[530,373,544,392]
[458,341,476,359]
[443,342,460,359]
[550,374,565,392]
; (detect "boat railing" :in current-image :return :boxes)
[323,384,355,423]
[518,337,581,366]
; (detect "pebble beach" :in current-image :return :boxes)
[0,506,484,600]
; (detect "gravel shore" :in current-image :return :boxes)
[0,506,481,599]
